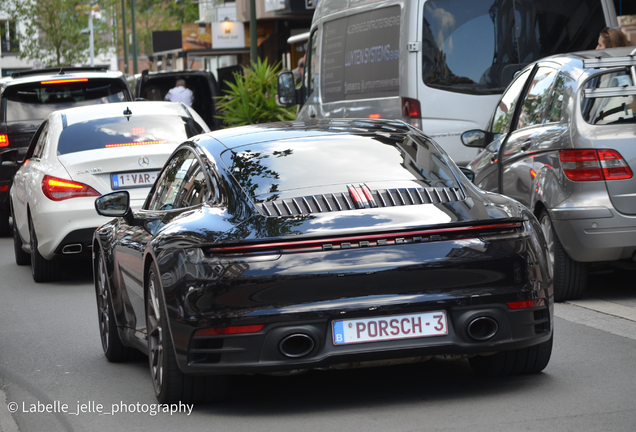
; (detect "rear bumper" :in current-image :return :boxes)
[551,206,636,262]
[174,301,552,375]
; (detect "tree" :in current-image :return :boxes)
[0,0,116,67]
[216,58,297,127]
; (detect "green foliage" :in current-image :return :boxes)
[134,0,198,56]
[216,58,296,127]
[1,0,115,67]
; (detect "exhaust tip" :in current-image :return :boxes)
[467,317,498,341]
[62,244,83,254]
[279,333,315,358]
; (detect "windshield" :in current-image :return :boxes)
[5,79,129,122]
[58,115,200,155]
[422,0,606,94]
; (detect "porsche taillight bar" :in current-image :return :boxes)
[207,222,524,255]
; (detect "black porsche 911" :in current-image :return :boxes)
[92,119,553,404]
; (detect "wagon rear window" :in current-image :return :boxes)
[4,79,129,122]
[581,71,636,125]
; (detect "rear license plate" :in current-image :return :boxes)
[332,311,447,345]
[111,171,159,189]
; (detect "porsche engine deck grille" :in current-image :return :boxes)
[259,186,466,217]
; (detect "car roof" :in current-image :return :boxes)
[202,118,416,151]
[0,67,126,90]
[53,101,193,126]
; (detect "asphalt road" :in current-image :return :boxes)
[0,237,635,432]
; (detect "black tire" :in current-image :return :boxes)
[469,333,553,377]
[146,262,229,404]
[0,209,10,237]
[12,207,30,266]
[29,216,61,283]
[95,248,137,362]
[539,209,587,301]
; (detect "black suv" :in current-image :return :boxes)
[134,69,221,130]
[0,67,133,235]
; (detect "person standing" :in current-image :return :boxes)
[165,79,194,106]
[596,27,631,49]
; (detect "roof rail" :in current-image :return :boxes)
[10,66,110,79]
[583,56,636,69]
[583,48,636,98]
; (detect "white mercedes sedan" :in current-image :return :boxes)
[9,101,210,282]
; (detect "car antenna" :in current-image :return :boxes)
[123,107,132,121]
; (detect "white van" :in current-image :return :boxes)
[277,0,622,165]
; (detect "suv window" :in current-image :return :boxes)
[57,115,200,156]
[517,66,559,129]
[422,0,606,94]
[490,69,532,135]
[581,71,636,125]
[4,79,129,123]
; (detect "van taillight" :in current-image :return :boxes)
[0,134,8,147]
[42,175,101,201]
[401,97,421,118]
[559,149,632,181]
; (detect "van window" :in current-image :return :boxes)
[321,5,400,103]
[305,29,319,102]
[422,0,606,95]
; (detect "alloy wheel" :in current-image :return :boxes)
[540,213,555,280]
[96,255,110,352]
[147,275,164,396]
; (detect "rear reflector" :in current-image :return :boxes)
[194,324,264,336]
[42,175,101,201]
[105,140,166,148]
[507,299,546,309]
[0,134,8,147]
[401,97,421,118]
[559,149,632,181]
[0,185,8,192]
[41,78,89,85]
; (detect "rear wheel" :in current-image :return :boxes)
[12,206,30,266]
[95,248,136,362]
[146,262,229,404]
[539,209,587,301]
[29,216,61,282]
[469,333,553,377]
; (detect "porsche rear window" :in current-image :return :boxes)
[4,79,129,122]
[57,115,197,155]
[220,134,460,199]
[581,71,636,125]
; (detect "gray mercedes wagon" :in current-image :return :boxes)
[461,46,636,301]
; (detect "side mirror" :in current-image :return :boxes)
[459,167,475,183]
[461,130,487,148]
[95,191,133,224]
[277,71,298,106]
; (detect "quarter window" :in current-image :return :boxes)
[32,122,49,160]
[147,149,208,211]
